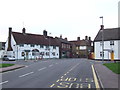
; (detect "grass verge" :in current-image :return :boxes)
[103,62,120,74]
[0,63,15,68]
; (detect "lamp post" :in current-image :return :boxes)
[49,33,51,59]
[100,16,104,63]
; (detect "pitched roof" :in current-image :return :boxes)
[70,40,91,46]
[12,32,59,46]
[55,37,71,45]
[94,27,120,42]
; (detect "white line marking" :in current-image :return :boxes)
[69,83,73,88]
[64,74,67,76]
[38,67,46,71]
[61,76,64,78]
[49,65,53,67]
[56,80,59,82]
[19,72,34,77]
[0,81,8,85]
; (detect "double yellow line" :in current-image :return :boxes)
[91,64,100,90]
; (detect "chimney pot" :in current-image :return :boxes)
[88,37,91,40]
[60,35,62,38]
[22,28,26,34]
[43,30,47,37]
[65,37,67,40]
[77,37,80,41]
[100,25,104,30]
[85,36,88,40]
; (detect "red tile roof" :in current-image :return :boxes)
[12,32,59,46]
[70,40,91,46]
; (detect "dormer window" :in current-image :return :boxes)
[30,44,34,47]
[19,44,24,47]
[110,41,114,45]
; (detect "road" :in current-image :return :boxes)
[1,59,102,88]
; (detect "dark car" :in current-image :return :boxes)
[2,55,15,61]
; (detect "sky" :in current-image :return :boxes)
[0,0,119,42]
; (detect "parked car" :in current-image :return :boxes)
[2,55,15,61]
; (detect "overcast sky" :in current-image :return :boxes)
[0,0,119,42]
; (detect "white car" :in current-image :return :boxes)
[2,55,16,61]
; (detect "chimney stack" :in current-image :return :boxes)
[88,37,91,40]
[100,25,104,30]
[60,35,62,38]
[65,37,67,40]
[22,28,26,34]
[7,27,13,51]
[85,36,88,40]
[77,37,80,41]
[43,30,47,37]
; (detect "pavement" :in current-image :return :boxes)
[94,63,120,89]
[0,64,25,73]
[0,59,120,89]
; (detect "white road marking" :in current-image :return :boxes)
[19,72,34,77]
[56,80,59,82]
[61,76,64,78]
[38,67,46,71]
[49,65,53,67]
[69,83,73,88]
[64,74,67,76]
[0,81,8,85]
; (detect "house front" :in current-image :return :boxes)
[4,27,59,60]
[70,36,93,58]
[94,27,120,60]
[55,36,72,58]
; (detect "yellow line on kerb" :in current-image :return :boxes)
[50,84,55,87]
[91,65,100,89]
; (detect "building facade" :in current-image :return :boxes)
[4,27,59,60]
[70,36,93,58]
[55,36,72,58]
[94,27,120,60]
[0,42,5,58]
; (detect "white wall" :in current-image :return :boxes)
[94,40,120,60]
[16,44,59,59]
[0,50,5,58]
[5,34,59,60]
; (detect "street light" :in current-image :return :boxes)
[100,16,104,63]
[49,33,51,59]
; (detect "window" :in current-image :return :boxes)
[30,44,34,47]
[46,52,49,56]
[21,52,25,57]
[100,42,102,46]
[40,45,44,48]
[53,46,56,49]
[100,52,104,57]
[40,52,44,55]
[62,44,64,48]
[46,46,49,49]
[110,41,114,45]
[76,46,79,50]
[52,52,55,56]
[19,44,24,47]
[80,46,86,50]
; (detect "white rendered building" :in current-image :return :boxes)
[94,27,120,60]
[4,27,59,60]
